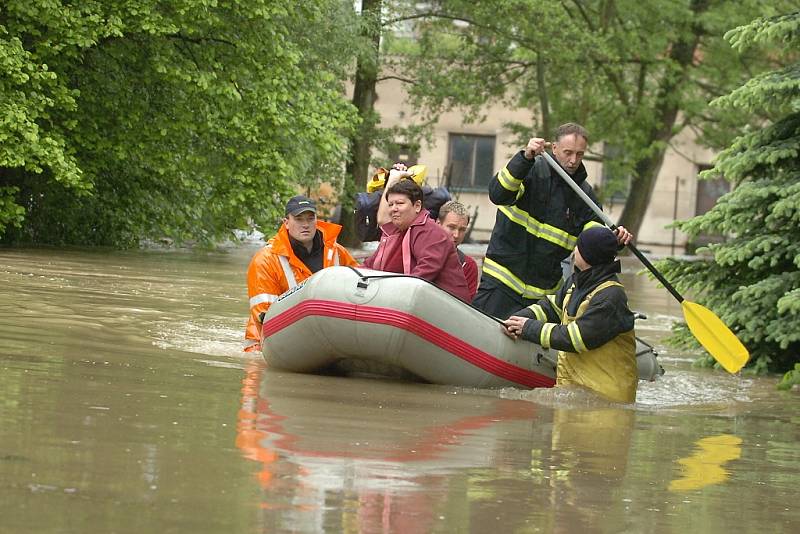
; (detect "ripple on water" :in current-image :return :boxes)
[485,363,754,412]
[153,319,249,359]
[636,312,682,333]
[635,367,753,409]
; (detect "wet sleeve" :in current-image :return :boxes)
[463,256,479,300]
[337,244,360,267]
[362,250,375,269]
[521,287,634,352]
[246,253,286,340]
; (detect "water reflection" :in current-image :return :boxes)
[234,360,655,532]
[236,360,279,489]
[235,360,550,531]
[3,247,798,534]
[669,434,742,492]
[551,407,635,476]
[540,406,636,533]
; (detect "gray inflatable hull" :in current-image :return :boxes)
[260,266,662,389]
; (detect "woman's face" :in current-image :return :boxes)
[387,192,421,231]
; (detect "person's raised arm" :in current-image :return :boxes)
[376,163,410,226]
[488,137,548,205]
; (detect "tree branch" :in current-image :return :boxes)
[382,11,479,27]
[636,62,647,106]
[536,53,551,135]
[376,74,416,84]
[565,0,629,105]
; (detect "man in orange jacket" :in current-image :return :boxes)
[244,195,358,352]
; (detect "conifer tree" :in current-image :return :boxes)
[659,11,800,375]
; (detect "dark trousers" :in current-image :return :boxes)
[472,278,538,319]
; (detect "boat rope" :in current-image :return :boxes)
[344,266,508,326]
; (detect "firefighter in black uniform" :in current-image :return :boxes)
[473,123,632,318]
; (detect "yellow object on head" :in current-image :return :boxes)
[366,168,388,193]
[407,164,427,186]
[366,164,428,193]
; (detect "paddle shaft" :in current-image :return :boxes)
[541,151,685,303]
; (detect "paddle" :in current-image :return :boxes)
[541,151,749,373]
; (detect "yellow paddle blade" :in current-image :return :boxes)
[681,300,749,373]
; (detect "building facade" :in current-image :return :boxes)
[370,77,728,255]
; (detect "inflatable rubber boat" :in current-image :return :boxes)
[260,266,663,389]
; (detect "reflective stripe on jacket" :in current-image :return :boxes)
[483,151,604,299]
[515,262,637,402]
[556,280,637,403]
[245,220,357,345]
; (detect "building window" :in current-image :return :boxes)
[690,164,731,250]
[694,165,730,216]
[447,134,495,190]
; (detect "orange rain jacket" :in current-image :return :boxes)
[245,220,357,350]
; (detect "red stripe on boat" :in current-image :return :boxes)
[262,299,555,389]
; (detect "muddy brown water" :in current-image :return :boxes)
[1,245,797,533]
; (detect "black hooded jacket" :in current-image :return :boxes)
[516,260,635,353]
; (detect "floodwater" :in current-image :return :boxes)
[1,245,797,533]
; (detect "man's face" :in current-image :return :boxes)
[284,211,317,246]
[573,247,590,271]
[552,133,587,175]
[439,211,469,247]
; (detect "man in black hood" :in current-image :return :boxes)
[502,226,638,403]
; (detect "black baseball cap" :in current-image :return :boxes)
[285,195,317,216]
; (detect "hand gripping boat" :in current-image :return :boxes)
[260,266,663,389]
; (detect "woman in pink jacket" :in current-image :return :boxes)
[363,179,471,302]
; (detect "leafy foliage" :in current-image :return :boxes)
[777,363,800,390]
[659,10,800,374]
[0,1,360,246]
[383,0,792,228]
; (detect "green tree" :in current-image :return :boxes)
[0,1,359,246]
[339,0,436,247]
[388,0,790,235]
[340,0,383,248]
[658,11,800,374]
